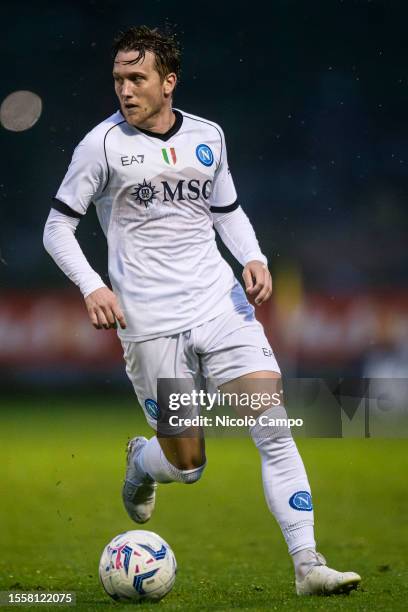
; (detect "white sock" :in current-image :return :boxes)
[250,406,316,556]
[137,436,206,484]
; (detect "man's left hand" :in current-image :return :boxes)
[242,260,272,305]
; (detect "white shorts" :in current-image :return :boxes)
[122,303,280,430]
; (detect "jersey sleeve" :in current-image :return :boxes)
[54,132,108,216]
[209,128,238,212]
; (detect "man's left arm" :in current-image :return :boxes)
[209,125,272,305]
[212,206,272,305]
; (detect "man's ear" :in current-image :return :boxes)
[163,73,177,97]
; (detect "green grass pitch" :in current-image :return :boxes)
[1,396,407,611]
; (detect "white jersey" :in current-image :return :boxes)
[54,108,252,341]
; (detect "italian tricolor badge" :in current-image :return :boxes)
[162,147,177,165]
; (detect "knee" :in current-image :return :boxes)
[249,405,292,448]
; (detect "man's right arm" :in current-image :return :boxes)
[43,209,126,329]
[43,209,126,330]
[44,127,126,329]
[43,208,105,297]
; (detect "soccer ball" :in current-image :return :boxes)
[99,530,177,602]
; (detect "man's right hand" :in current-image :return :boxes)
[85,287,127,330]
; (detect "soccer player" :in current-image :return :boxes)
[43,26,361,595]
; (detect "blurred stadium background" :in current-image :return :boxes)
[1,0,407,389]
[1,3,408,607]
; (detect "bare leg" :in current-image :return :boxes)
[158,428,206,470]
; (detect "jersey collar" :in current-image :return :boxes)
[124,109,183,142]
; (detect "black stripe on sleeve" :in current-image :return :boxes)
[210,200,239,213]
[51,197,83,219]
[102,120,126,192]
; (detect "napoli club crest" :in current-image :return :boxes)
[196,144,214,167]
[144,398,160,420]
[289,491,313,511]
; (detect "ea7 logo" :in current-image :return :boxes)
[121,154,144,166]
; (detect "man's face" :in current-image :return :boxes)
[113,50,175,128]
